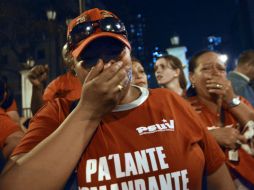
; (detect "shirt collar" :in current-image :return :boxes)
[232,71,250,82]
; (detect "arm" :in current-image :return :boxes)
[207,163,236,190]
[27,65,49,115]
[209,126,246,149]
[30,85,45,115]
[207,75,254,126]
[2,131,24,159]
[0,60,126,189]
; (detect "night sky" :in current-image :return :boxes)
[104,0,238,57]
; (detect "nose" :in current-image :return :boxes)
[210,65,220,75]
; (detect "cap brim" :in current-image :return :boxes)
[72,32,131,58]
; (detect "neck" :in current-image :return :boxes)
[163,80,183,96]
[119,85,140,104]
[198,95,220,114]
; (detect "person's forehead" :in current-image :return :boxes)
[156,58,168,65]
[197,52,224,66]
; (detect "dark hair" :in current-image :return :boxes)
[0,77,5,102]
[157,54,187,89]
[238,50,254,67]
[188,50,214,73]
[0,75,14,108]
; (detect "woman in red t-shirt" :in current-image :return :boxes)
[186,50,254,189]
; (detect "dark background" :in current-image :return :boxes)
[0,0,254,113]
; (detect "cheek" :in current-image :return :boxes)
[164,69,175,78]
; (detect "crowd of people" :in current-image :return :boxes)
[0,7,254,190]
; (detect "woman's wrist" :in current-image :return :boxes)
[223,96,241,109]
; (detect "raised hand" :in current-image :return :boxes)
[205,74,236,104]
[27,65,49,87]
[75,57,131,120]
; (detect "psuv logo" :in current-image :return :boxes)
[136,119,175,135]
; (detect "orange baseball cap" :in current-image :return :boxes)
[67,8,131,58]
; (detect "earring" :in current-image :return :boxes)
[192,83,195,88]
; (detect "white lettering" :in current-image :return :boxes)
[159,173,173,190]
[86,159,97,183]
[134,150,150,174]
[146,148,158,171]
[98,157,111,181]
[156,147,169,170]
[109,154,125,178]
[171,171,181,190]
[125,153,138,176]
[181,169,189,190]
[121,181,134,190]
[136,119,175,135]
[136,126,147,134]
[134,179,146,190]
[148,176,159,190]
[163,119,174,130]
[110,183,119,190]
[147,125,157,132]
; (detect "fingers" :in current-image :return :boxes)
[28,65,49,86]
[237,134,248,144]
[206,78,235,99]
[84,59,104,83]
[28,65,49,80]
[98,61,124,82]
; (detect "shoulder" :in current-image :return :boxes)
[11,98,76,156]
[148,88,191,107]
[47,73,70,87]
[0,108,21,148]
[33,98,74,120]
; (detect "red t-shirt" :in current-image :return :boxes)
[43,71,82,101]
[13,87,225,189]
[0,108,21,149]
[187,96,254,185]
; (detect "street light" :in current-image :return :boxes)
[170,35,180,46]
[46,9,57,21]
[46,9,57,79]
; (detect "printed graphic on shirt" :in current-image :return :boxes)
[79,146,189,190]
[136,119,175,135]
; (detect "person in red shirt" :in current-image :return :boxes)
[0,79,24,160]
[186,50,254,189]
[131,57,148,88]
[0,8,235,190]
[28,43,82,115]
[0,76,20,124]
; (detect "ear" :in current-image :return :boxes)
[174,68,180,77]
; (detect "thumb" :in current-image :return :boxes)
[238,134,248,144]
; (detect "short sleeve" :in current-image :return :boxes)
[12,99,71,156]
[173,94,226,175]
[43,79,59,102]
[0,108,21,148]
